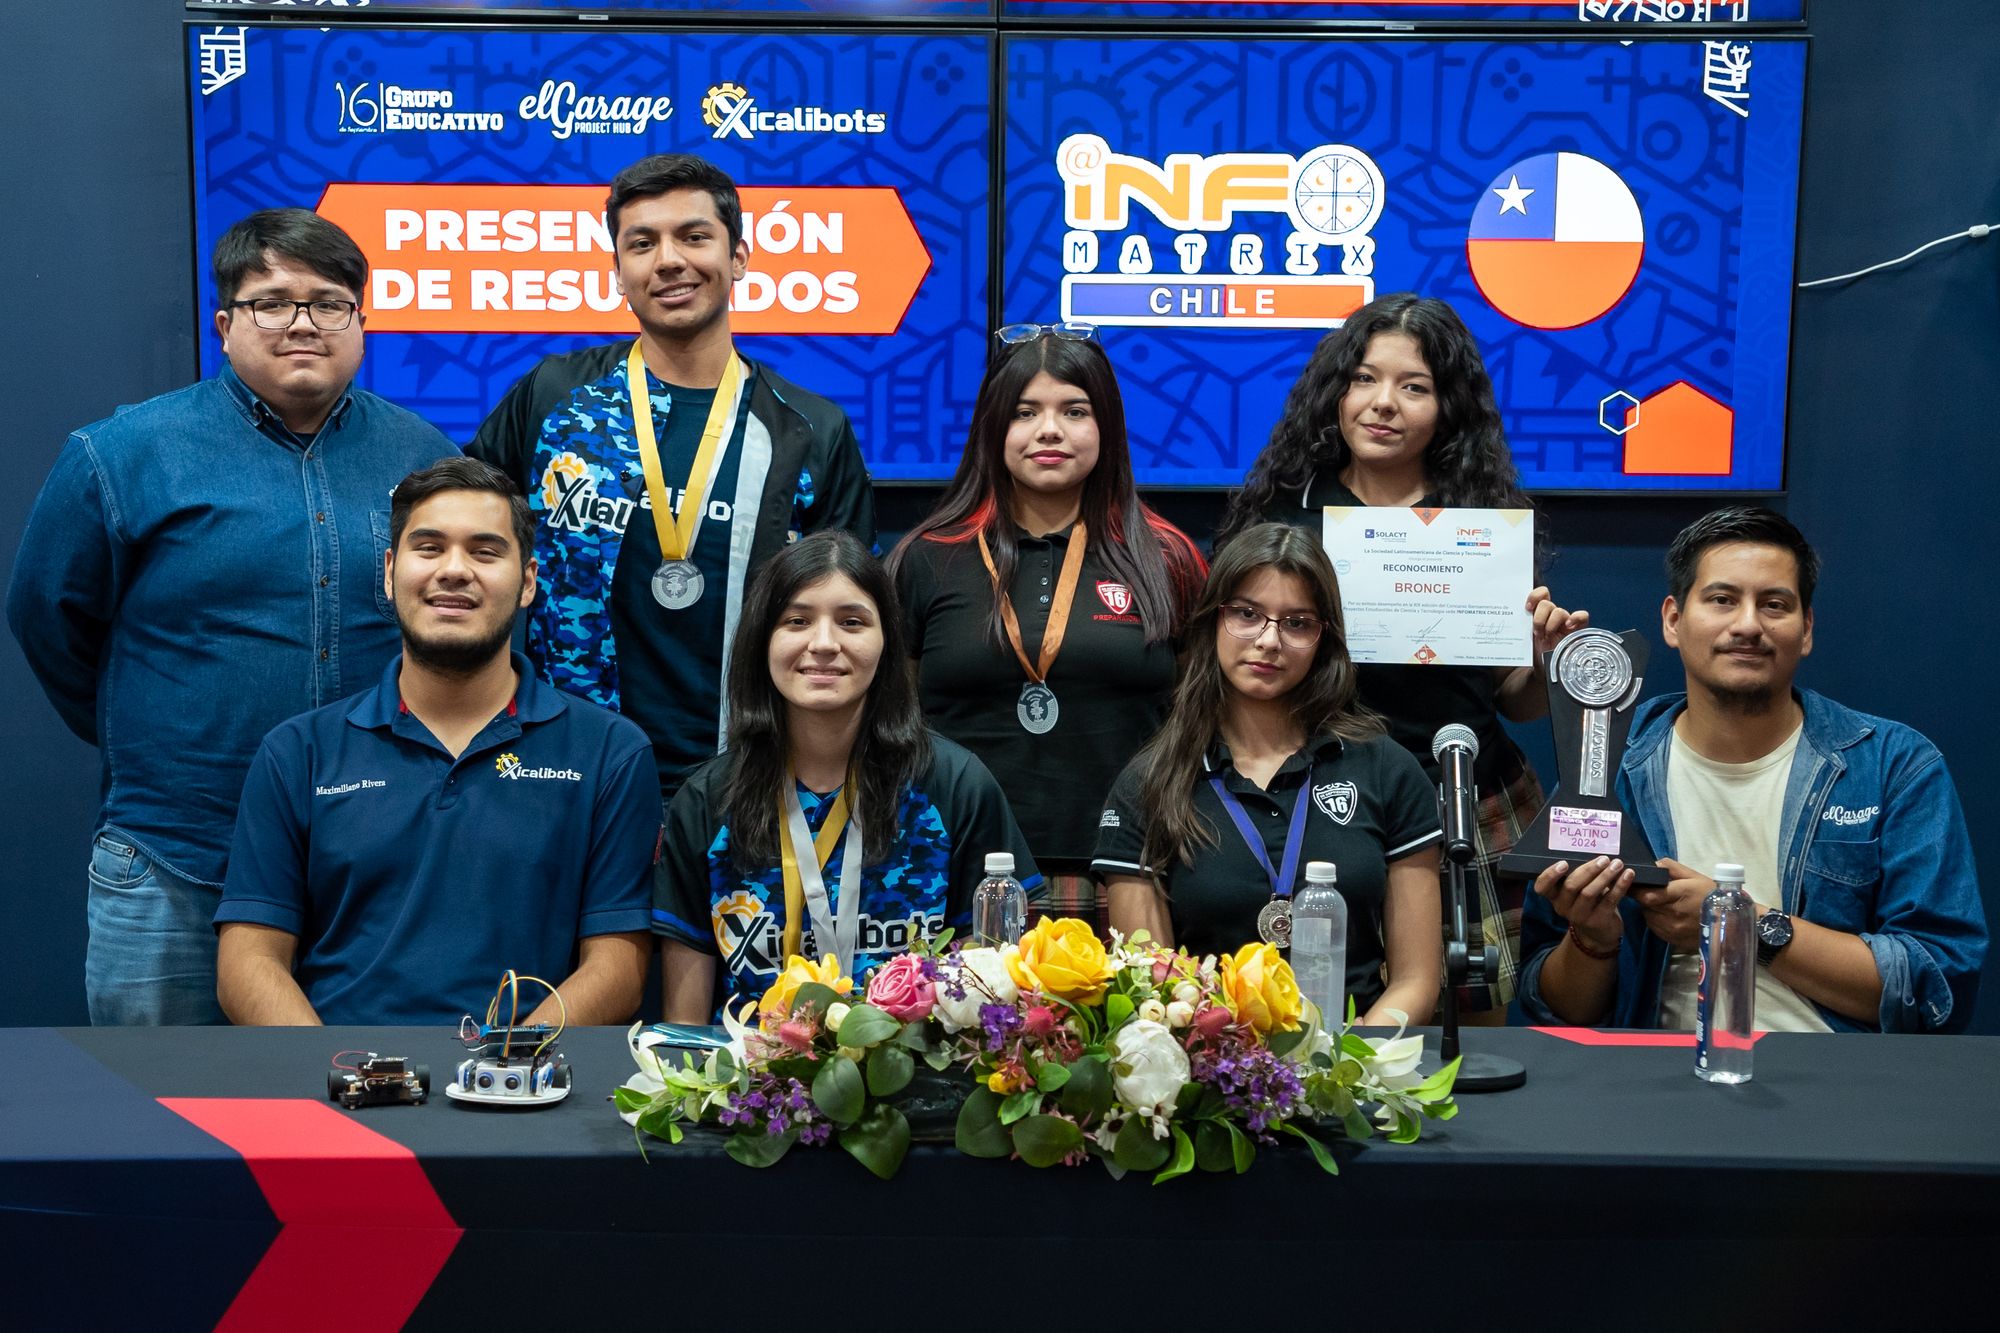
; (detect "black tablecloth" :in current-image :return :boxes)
[7,1025,1998,1330]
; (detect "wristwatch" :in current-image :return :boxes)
[1756,909,1795,966]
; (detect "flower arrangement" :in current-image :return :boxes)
[617,920,1460,1182]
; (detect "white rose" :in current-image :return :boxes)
[825,1001,852,1035]
[933,946,1022,1032]
[1165,1000,1194,1028]
[1108,1018,1191,1122]
[1172,981,1201,1007]
[1363,1033,1427,1091]
[1138,998,1167,1023]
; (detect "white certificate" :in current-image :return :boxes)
[1321,506,1535,667]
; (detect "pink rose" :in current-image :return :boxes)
[1193,1005,1234,1040]
[865,953,937,1022]
[1151,957,1174,985]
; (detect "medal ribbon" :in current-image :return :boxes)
[1209,767,1314,901]
[626,340,744,563]
[976,523,1088,686]
[778,776,863,973]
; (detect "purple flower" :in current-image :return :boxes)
[979,1002,1024,1053]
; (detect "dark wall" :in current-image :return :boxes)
[4,1,1995,1030]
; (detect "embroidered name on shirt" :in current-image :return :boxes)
[494,753,583,782]
[314,779,387,796]
[1099,808,1121,828]
[1821,804,1879,826]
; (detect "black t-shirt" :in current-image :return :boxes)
[609,377,746,795]
[896,528,1178,868]
[1092,732,1441,1014]
[652,733,1042,1017]
[1263,473,1526,790]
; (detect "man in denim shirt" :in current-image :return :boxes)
[6,209,456,1024]
[1519,507,1985,1033]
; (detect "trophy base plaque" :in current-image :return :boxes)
[1498,800,1671,888]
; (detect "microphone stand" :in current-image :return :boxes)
[1432,809,1528,1093]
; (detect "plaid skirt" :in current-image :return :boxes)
[1031,871,1107,936]
[1448,761,1546,1013]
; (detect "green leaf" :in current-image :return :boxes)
[865,1043,915,1097]
[896,1020,931,1051]
[922,1045,954,1072]
[998,1089,1040,1125]
[1194,1121,1234,1173]
[712,1048,737,1081]
[1105,992,1135,1031]
[838,1104,911,1180]
[833,1003,900,1049]
[1387,1106,1421,1145]
[1411,1055,1462,1099]
[635,1104,680,1141]
[1113,1115,1173,1172]
[790,981,841,1016]
[1282,1123,1340,1176]
[1225,1120,1256,1174]
[1341,1106,1372,1141]
[1011,1114,1085,1168]
[1153,1125,1197,1184]
[1057,1055,1114,1119]
[810,1055,865,1126]
[724,1127,799,1167]
[1034,1060,1072,1092]
[613,1086,653,1114]
[1266,1025,1306,1058]
[1339,1033,1376,1061]
[955,1087,1013,1158]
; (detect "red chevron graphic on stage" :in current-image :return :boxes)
[160,1098,461,1331]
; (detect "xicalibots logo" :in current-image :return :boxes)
[701,82,886,139]
[495,752,583,782]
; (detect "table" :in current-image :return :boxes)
[6,1025,1997,1331]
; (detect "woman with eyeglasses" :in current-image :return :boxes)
[1094,523,1442,1027]
[1215,293,1590,1024]
[889,323,1205,931]
[655,530,1040,1021]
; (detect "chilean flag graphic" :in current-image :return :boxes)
[1467,152,1645,331]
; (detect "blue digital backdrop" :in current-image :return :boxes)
[1002,36,1805,489]
[188,23,993,481]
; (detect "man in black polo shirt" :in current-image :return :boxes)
[467,154,874,800]
[215,458,656,1026]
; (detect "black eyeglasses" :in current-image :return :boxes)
[228,298,360,331]
[994,320,1097,345]
[1219,602,1325,649]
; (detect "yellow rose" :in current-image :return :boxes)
[1219,942,1303,1035]
[1006,918,1115,1004]
[986,1065,1032,1095]
[758,954,854,1023]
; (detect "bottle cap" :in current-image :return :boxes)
[983,853,1016,876]
[1714,862,1746,884]
[1305,860,1337,883]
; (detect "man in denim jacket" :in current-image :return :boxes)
[1519,507,1985,1033]
[6,210,456,1025]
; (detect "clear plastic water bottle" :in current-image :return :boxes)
[1696,862,1756,1084]
[973,852,1027,947]
[1291,861,1348,1032]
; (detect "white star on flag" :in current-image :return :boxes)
[1493,175,1535,216]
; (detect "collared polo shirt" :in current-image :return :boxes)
[216,653,658,1024]
[895,527,1180,867]
[1093,732,1440,1012]
[654,734,1042,1019]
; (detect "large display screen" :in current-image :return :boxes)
[999,1,1804,23]
[188,23,992,480]
[1002,35,1805,490]
[192,1,995,17]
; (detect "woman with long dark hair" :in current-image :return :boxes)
[655,530,1039,1020]
[1215,293,1589,1023]
[1093,524,1442,1027]
[890,325,1205,930]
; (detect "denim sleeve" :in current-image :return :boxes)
[1860,752,1988,1034]
[1516,880,1567,1024]
[580,737,663,940]
[215,735,311,937]
[5,432,119,744]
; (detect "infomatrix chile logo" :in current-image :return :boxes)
[495,753,582,782]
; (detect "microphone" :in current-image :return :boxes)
[1432,724,1480,867]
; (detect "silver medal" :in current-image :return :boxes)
[652,559,703,610]
[1017,682,1059,735]
[1257,897,1294,948]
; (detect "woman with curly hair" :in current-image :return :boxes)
[1215,293,1590,1023]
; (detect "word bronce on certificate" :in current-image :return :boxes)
[1321,507,1535,667]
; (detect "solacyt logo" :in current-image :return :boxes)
[701,82,886,140]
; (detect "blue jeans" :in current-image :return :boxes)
[85,829,225,1025]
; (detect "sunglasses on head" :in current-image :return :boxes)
[994,321,1098,345]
